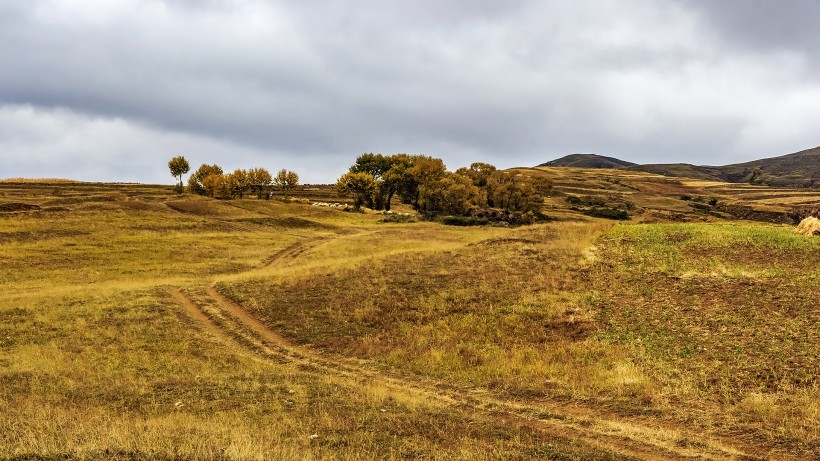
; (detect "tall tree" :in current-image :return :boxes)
[202,173,226,198]
[350,153,392,178]
[230,169,249,198]
[168,156,190,188]
[456,162,497,207]
[336,172,376,210]
[247,167,272,199]
[375,154,415,211]
[406,156,447,208]
[273,169,299,198]
[187,164,223,195]
[488,171,543,212]
[418,172,478,215]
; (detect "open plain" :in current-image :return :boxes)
[1,169,819,460]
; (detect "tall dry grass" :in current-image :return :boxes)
[0,185,622,460]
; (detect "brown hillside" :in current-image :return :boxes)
[538,154,635,169]
[540,145,820,188]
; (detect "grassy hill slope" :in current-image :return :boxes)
[538,153,636,169]
[540,145,820,188]
[1,180,819,459]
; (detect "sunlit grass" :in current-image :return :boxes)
[591,222,820,452]
[1,185,625,460]
[3,181,820,459]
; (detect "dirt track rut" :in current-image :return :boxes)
[170,287,769,461]
[262,237,331,267]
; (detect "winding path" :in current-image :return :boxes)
[170,286,770,461]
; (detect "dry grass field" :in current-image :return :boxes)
[1,170,819,460]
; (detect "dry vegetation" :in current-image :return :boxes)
[1,171,819,460]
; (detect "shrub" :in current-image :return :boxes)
[580,207,629,220]
[381,213,416,224]
[436,215,490,226]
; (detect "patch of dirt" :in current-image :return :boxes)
[233,216,336,230]
[541,319,595,342]
[164,199,221,216]
[472,237,542,246]
[716,204,792,224]
[0,202,41,212]
[0,229,88,243]
[41,195,120,206]
[262,237,332,267]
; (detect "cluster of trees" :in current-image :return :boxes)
[336,153,550,216]
[168,156,298,199]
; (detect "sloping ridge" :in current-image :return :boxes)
[538,153,636,169]
[540,146,820,188]
[712,146,820,187]
[625,163,725,182]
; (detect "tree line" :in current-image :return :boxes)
[168,156,298,199]
[335,153,551,219]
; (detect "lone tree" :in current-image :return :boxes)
[168,156,190,188]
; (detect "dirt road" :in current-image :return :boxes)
[170,286,768,461]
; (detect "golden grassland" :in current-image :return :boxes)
[0,182,625,460]
[524,166,820,221]
[1,173,820,460]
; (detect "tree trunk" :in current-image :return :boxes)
[385,190,394,211]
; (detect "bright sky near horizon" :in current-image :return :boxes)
[2,0,820,183]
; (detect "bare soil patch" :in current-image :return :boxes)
[0,202,41,212]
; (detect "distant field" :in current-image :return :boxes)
[1,177,819,460]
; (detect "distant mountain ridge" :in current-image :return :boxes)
[538,147,820,188]
[539,154,635,169]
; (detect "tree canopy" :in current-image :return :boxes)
[336,172,376,210]
[273,169,299,198]
[336,154,551,223]
[187,164,223,196]
[183,163,297,200]
[168,156,190,187]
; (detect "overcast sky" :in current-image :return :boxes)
[2,0,820,183]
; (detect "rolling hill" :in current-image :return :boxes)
[540,146,820,188]
[538,153,636,169]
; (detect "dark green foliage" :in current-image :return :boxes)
[168,156,190,187]
[380,213,416,224]
[187,164,223,195]
[339,155,550,220]
[436,215,490,226]
[579,207,629,220]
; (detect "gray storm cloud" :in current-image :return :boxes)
[1,0,819,183]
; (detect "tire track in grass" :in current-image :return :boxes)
[260,228,380,268]
[261,236,333,267]
[171,287,762,461]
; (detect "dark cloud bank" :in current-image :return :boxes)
[1,0,819,183]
